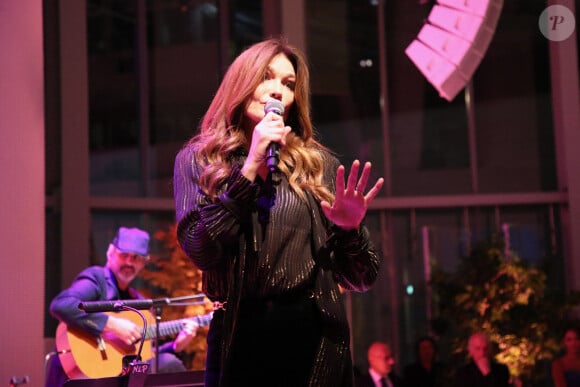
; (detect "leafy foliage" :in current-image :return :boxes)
[137,224,213,370]
[431,236,580,383]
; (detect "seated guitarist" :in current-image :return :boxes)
[45,227,198,387]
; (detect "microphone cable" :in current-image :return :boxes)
[116,304,148,373]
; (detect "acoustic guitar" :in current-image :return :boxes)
[55,310,213,379]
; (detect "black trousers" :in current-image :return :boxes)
[205,293,322,387]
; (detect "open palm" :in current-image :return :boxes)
[321,160,384,231]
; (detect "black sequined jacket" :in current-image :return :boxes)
[173,145,381,387]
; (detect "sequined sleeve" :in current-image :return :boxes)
[321,152,381,292]
[327,224,381,292]
[173,146,257,271]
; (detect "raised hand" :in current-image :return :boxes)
[321,160,384,231]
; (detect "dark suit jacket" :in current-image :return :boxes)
[454,361,510,387]
[355,371,404,387]
[50,266,140,336]
[402,361,449,387]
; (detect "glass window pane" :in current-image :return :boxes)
[384,1,472,196]
[229,0,263,55]
[88,1,225,197]
[500,205,558,269]
[148,1,222,197]
[474,1,555,193]
[307,1,385,185]
[88,0,141,196]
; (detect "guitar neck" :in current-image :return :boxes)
[144,313,213,340]
[144,319,183,340]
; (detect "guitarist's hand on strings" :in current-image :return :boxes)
[104,315,142,345]
[173,320,198,352]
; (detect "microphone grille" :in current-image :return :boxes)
[264,98,284,116]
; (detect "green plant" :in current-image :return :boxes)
[431,236,580,383]
[137,224,213,370]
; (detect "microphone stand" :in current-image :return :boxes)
[153,304,162,373]
[78,294,207,376]
[149,294,207,374]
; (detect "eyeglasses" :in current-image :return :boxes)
[116,251,149,263]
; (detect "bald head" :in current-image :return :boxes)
[367,341,395,377]
[468,332,490,362]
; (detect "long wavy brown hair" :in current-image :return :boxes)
[186,37,334,203]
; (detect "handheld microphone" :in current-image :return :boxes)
[264,98,285,173]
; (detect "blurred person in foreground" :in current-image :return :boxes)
[173,37,384,386]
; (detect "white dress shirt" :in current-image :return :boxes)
[368,368,393,387]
